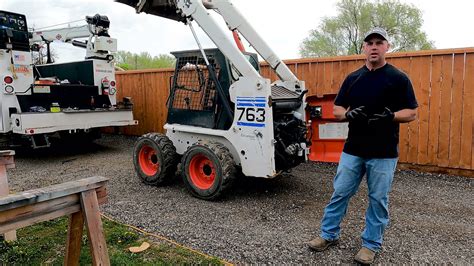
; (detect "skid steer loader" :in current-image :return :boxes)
[117,0,310,200]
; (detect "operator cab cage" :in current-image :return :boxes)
[168,48,259,130]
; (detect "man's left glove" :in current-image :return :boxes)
[368,107,395,125]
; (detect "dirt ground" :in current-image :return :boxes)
[6,134,474,264]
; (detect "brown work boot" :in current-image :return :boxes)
[354,247,376,264]
[307,236,338,252]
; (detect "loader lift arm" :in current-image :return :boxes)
[115,0,303,92]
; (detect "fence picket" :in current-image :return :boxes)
[448,54,466,168]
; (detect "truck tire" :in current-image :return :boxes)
[133,133,178,186]
[181,141,236,200]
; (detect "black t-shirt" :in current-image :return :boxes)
[334,63,418,158]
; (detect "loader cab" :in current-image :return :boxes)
[167,48,259,130]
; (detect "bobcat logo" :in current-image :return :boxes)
[183,0,192,8]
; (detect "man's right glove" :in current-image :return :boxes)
[368,107,395,125]
[345,106,368,122]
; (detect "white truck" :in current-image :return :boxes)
[0,10,136,148]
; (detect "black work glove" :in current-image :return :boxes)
[368,107,395,125]
[345,106,368,122]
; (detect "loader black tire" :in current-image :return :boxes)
[133,133,178,186]
[181,141,236,200]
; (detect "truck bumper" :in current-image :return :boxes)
[11,109,137,135]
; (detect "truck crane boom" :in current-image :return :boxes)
[29,14,117,62]
[30,25,90,43]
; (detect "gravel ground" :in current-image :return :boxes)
[7,134,474,264]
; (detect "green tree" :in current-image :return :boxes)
[115,51,175,70]
[300,0,434,57]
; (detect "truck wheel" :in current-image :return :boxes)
[133,133,178,186]
[181,141,235,200]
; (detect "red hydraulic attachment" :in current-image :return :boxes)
[232,30,246,52]
[306,94,348,163]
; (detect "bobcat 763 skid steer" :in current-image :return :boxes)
[117,0,310,200]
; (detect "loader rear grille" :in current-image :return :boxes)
[271,85,300,100]
[170,56,219,111]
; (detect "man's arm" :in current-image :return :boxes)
[334,105,348,121]
[394,108,417,123]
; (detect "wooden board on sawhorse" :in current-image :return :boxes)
[0,176,110,266]
[0,150,16,241]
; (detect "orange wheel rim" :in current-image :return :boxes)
[189,154,216,190]
[139,145,159,176]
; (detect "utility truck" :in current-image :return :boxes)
[117,0,310,200]
[0,10,136,148]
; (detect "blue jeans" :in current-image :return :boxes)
[320,152,398,252]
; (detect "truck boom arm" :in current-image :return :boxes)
[29,14,117,61]
[30,25,90,44]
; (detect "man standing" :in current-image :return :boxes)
[308,27,418,264]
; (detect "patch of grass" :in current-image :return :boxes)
[0,217,223,265]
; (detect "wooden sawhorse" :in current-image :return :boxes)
[0,176,110,266]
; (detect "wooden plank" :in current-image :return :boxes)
[0,205,81,234]
[297,63,312,95]
[0,150,14,168]
[437,55,454,167]
[407,56,422,164]
[0,194,79,224]
[323,62,333,95]
[81,190,110,266]
[316,62,325,97]
[391,57,412,162]
[0,163,16,241]
[65,211,85,266]
[460,54,474,169]
[0,192,106,230]
[427,55,443,165]
[0,176,108,212]
[448,54,465,168]
[417,56,432,164]
[308,62,318,96]
[330,61,341,94]
[96,186,108,205]
[338,60,349,92]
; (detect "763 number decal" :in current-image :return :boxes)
[236,97,266,128]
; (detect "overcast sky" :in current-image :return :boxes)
[1,0,473,62]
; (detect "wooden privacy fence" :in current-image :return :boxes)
[115,48,474,172]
